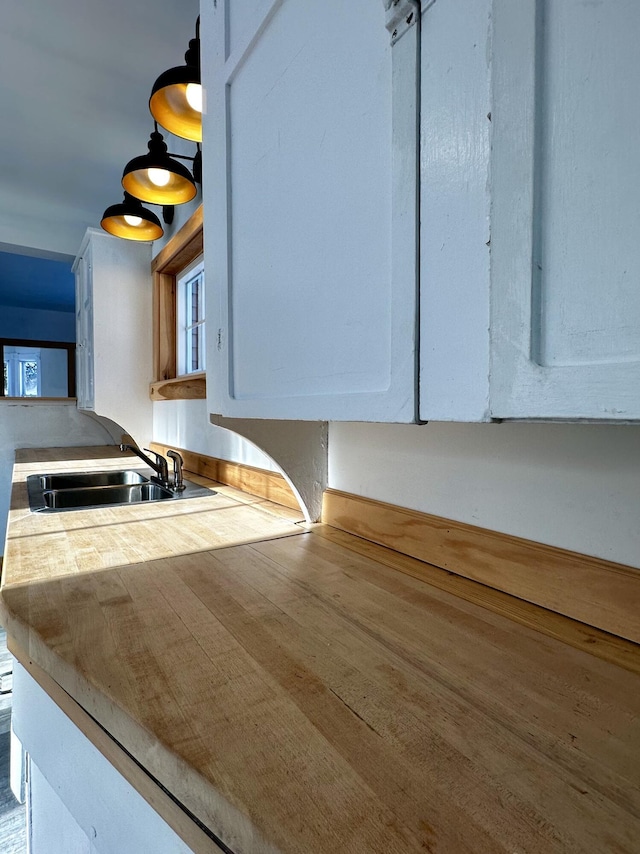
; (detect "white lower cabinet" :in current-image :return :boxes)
[72,229,153,445]
[202,0,640,423]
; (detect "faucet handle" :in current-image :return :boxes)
[143,449,169,480]
[166,450,185,491]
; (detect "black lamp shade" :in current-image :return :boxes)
[101,195,163,241]
[150,65,202,143]
[122,131,197,205]
[149,22,201,143]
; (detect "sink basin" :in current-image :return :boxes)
[26,469,215,512]
[41,482,174,510]
[36,470,148,490]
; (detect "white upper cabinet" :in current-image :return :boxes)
[202,0,420,421]
[490,0,640,420]
[418,0,492,422]
[203,0,640,423]
[74,240,95,411]
[73,229,153,445]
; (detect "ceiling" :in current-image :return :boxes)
[0,0,200,263]
[0,250,75,312]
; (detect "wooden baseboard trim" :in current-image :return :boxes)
[322,488,640,645]
[149,443,300,511]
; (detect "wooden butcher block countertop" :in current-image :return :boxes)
[2,446,640,853]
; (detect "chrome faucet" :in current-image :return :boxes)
[119,444,170,488]
[166,449,185,491]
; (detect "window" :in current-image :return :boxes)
[150,205,206,401]
[177,257,205,375]
[4,348,41,397]
[0,339,75,398]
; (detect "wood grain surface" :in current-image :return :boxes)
[313,524,640,676]
[149,373,206,400]
[152,271,177,381]
[151,205,203,276]
[2,448,640,853]
[323,487,640,644]
[4,447,305,584]
[14,649,227,854]
[149,442,301,512]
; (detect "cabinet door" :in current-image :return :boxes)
[491,0,640,420]
[74,248,94,411]
[418,0,492,422]
[203,0,419,421]
[72,229,152,445]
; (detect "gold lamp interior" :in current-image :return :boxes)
[150,83,202,143]
[122,165,197,205]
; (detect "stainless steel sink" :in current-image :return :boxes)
[41,482,175,510]
[27,469,215,512]
[36,470,148,490]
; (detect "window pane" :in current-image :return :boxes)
[22,361,39,396]
[177,260,205,375]
[191,325,200,371]
[191,278,200,323]
[1,343,71,397]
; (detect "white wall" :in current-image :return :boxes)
[328,422,640,569]
[0,305,75,341]
[153,399,278,471]
[40,347,69,396]
[0,401,115,554]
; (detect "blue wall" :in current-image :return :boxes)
[0,250,75,342]
[0,305,75,342]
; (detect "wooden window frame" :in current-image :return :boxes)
[0,337,76,399]
[150,205,206,401]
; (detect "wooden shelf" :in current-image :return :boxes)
[149,373,206,401]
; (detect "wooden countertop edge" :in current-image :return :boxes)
[3,594,278,853]
[9,640,229,854]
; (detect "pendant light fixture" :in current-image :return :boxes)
[98,17,202,241]
[121,127,197,205]
[149,17,202,142]
[100,193,164,241]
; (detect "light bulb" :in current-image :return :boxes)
[185,83,203,113]
[148,168,171,187]
[124,214,143,227]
